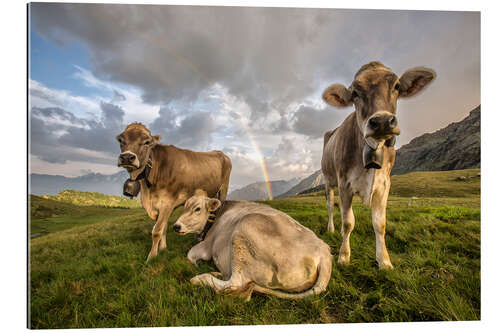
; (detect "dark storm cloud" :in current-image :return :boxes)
[100,101,125,129]
[30,101,216,165]
[291,105,346,138]
[30,106,119,164]
[150,106,216,149]
[31,3,480,144]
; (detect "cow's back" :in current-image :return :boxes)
[152,145,230,198]
[206,201,329,281]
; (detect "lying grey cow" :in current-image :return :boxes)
[173,195,332,300]
[321,61,435,269]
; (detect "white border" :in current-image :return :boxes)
[2,0,498,332]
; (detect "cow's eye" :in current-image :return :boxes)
[144,140,151,145]
[194,207,201,212]
[394,83,401,91]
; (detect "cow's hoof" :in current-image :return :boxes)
[190,273,212,286]
[378,262,394,270]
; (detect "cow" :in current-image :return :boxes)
[321,61,435,269]
[116,123,232,262]
[172,195,333,300]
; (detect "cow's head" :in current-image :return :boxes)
[116,123,161,176]
[322,61,435,148]
[173,195,221,235]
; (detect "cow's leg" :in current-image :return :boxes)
[147,203,174,262]
[371,184,393,269]
[218,176,230,201]
[159,233,167,252]
[338,187,355,265]
[325,183,335,233]
[190,272,254,301]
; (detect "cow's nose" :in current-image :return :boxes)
[369,117,382,130]
[173,224,181,233]
[388,116,398,129]
[119,153,136,164]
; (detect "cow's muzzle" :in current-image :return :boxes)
[118,151,140,169]
[173,223,187,236]
[365,112,400,140]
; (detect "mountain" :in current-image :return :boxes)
[277,105,480,198]
[228,178,300,201]
[276,170,324,199]
[30,171,129,196]
[392,105,480,175]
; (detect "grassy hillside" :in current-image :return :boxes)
[389,168,480,197]
[302,169,480,199]
[29,170,480,328]
[30,195,143,237]
[42,190,141,208]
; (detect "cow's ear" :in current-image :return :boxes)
[152,134,161,145]
[322,84,353,108]
[207,198,221,212]
[398,67,436,98]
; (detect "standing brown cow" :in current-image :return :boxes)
[116,123,232,262]
[321,61,435,269]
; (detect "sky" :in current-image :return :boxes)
[28,3,480,191]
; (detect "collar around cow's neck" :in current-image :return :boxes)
[134,149,154,187]
[197,201,224,242]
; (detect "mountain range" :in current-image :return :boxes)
[29,105,480,199]
[30,171,129,196]
[227,178,300,201]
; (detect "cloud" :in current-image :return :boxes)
[112,89,126,102]
[30,4,480,187]
[29,79,100,117]
[30,101,218,168]
[291,105,347,139]
[150,106,216,150]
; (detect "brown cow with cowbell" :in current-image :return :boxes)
[321,61,435,269]
[116,123,232,262]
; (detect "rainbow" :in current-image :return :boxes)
[246,129,273,200]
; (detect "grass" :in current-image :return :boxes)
[29,169,480,328]
[40,189,142,208]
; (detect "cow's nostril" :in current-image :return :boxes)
[129,155,136,161]
[369,117,380,130]
[389,116,397,128]
[173,224,181,232]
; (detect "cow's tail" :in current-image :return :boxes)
[252,252,332,299]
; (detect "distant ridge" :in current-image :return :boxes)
[30,171,129,196]
[276,170,324,199]
[392,105,480,175]
[228,178,300,201]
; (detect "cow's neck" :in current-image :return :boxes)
[346,112,366,159]
[130,148,154,186]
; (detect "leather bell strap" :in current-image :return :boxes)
[207,211,217,223]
